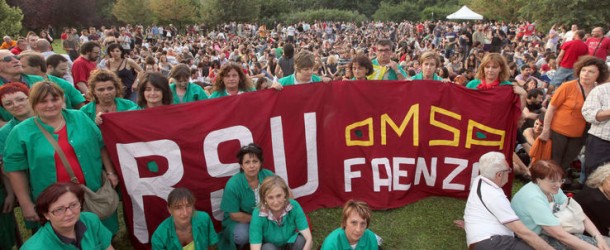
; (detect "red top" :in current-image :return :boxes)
[559,40,589,68]
[585,37,610,59]
[54,125,86,184]
[71,56,97,90]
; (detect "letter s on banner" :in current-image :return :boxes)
[116,140,184,244]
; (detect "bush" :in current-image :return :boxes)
[282,9,367,24]
[372,1,420,22]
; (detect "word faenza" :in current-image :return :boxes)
[344,156,480,192]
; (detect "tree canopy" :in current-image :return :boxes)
[4,0,609,34]
[0,0,23,36]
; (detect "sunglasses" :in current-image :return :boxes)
[2,55,20,62]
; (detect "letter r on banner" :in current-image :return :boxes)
[116,140,184,244]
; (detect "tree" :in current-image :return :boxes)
[372,1,420,22]
[518,0,610,31]
[200,0,261,27]
[150,0,200,26]
[465,0,521,22]
[112,0,153,25]
[0,0,23,36]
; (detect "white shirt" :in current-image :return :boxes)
[582,82,610,141]
[464,176,519,245]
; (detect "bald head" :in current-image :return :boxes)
[592,27,604,38]
[36,39,51,52]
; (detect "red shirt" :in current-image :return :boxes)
[54,125,86,184]
[585,37,610,59]
[10,46,23,55]
[559,40,589,68]
[72,56,97,90]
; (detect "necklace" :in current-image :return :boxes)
[53,119,65,132]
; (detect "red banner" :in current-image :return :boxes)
[100,80,521,248]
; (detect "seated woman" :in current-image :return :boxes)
[511,160,609,250]
[321,200,382,250]
[574,163,610,246]
[132,72,173,110]
[80,69,137,125]
[219,143,275,250]
[169,64,208,104]
[21,182,114,250]
[523,115,544,150]
[411,51,443,81]
[272,50,330,89]
[250,176,312,250]
[349,55,374,81]
[209,63,254,98]
[152,188,218,250]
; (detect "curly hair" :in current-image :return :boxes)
[573,56,609,84]
[585,163,610,188]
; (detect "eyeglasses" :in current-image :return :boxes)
[543,178,566,184]
[50,202,81,217]
[1,55,19,62]
[2,96,28,109]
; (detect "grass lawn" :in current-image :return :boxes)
[13,180,526,250]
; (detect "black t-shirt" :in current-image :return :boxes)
[574,186,610,236]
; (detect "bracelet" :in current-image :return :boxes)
[106,171,116,176]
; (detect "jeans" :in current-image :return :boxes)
[261,234,306,250]
[234,223,249,247]
[550,67,575,87]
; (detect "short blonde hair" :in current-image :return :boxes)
[341,200,371,229]
[585,163,610,188]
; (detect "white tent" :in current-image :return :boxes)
[446,6,483,20]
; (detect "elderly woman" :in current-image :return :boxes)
[411,51,443,81]
[209,63,254,98]
[349,55,374,81]
[321,200,381,250]
[539,56,609,186]
[152,188,218,249]
[132,72,173,109]
[219,143,275,250]
[21,182,114,249]
[250,176,312,250]
[511,160,609,250]
[3,82,119,233]
[0,83,34,249]
[105,43,144,100]
[80,69,137,125]
[169,64,208,104]
[575,164,610,245]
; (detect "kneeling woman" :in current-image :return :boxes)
[152,188,218,250]
[21,182,114,250]
[250,176,312,250]
[321,200,382,250]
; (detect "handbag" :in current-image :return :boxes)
[35,119,119,219]
[553,196,586,234]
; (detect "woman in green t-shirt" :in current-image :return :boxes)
[250,176,312,250]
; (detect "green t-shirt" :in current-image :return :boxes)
[3,109,119,233]
[170,82,209,104]
[465,79,513,89]
[80,98,137,123]
[278,74,322,86]
[209,88,254,99]
[218,169,274,250]
[21,212,112,250]
[151,211,219,250]
[367,59,408,80]
[411,72,443,81]
[250,199,309,247]
[321,228,379,250]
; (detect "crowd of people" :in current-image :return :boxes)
[0,19,609,249]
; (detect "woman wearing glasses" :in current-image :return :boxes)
[219,143,275,250]
[511,160,609,250]
[21,182,114,250]
[151,188,218,250]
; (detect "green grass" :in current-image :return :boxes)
[51,41,66,54]
[14,180,526,249]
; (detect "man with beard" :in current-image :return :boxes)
[522,88,546,130]
[71,41,100,95]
